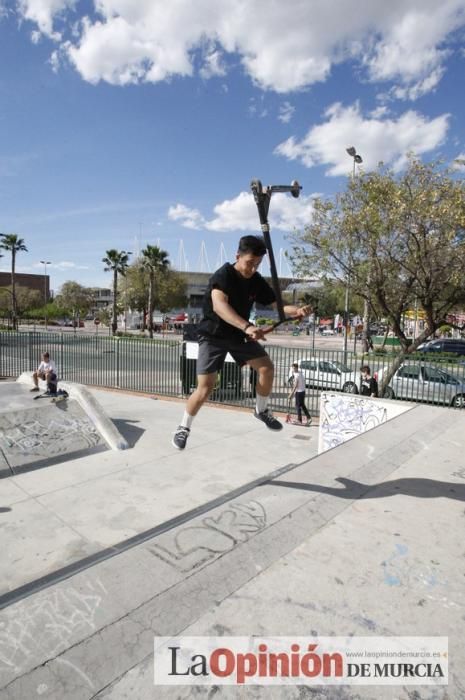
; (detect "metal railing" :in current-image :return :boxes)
[1,331,464,414]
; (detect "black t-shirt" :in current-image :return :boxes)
[198,263,276,340]
[360,376,378,397]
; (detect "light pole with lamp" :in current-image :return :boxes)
[344,147,363,361]
[123,252,132,332]
[40,260,51,330]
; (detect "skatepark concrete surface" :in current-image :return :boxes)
[0,382,110,477]
[0,384,464,699]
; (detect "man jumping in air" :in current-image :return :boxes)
[172,235,312,449]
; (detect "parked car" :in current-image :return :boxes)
[288,358,359,393]
[321,328,336,336]
[64,319,84,328]
[378,362,465,408]
[416,338,465,356]
[369,324,387,335]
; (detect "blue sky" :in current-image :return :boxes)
[1,0,465,293]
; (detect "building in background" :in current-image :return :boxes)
[0,272,50,300]
[89,288,112,316]
[182,272,316,319]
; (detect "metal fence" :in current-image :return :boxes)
[1,331,464,415]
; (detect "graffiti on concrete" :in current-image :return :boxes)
[0,579,107,677]
[320,394,388,452]
[147,500,267,573]
[0,405,103,468]
[1,418,100,453]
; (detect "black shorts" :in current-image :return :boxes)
[197,335,268,375]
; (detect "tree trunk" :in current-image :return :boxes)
[361,269,371,353]
[361,295,370,353]
[378,325,434,396]
[379,325,389,351]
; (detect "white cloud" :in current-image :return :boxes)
[363,2,463,100]
[16,0,465,97]
[199,45,227,79]
[54,261,90,270]
[32,260,89,270]
[205,192,257,231]
[168,204,206,230]
[169,191,316,233]
[248,96,268,119]
[17,0,77,39]
[369,105,390,119]
[278,102,295,124]
[274,102,450,175]
[390,67,445,101]
[49,48,61,71]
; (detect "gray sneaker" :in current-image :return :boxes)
[30,386,40,392]
[172,425,190,450]
[254,409,283,431]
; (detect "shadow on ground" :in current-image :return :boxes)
[111,419,145,447]
[271,476,465,501]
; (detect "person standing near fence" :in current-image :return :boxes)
[172,235,312,450]
[360,365,378,397]
[288,362,312,425]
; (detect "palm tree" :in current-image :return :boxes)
[141,245,169,338]
[0,233,28,330]
[102,249,131,335]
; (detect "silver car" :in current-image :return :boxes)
[380,363,465,408]
[289,358,359,393]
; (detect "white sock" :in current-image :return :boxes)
[255,394,269,414]
[181,411,194,429]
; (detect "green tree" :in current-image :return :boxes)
[55,281,94,323]
[122,261,149,328]
[0,288,12,318]
[102,249,131,335]
[0,285,43,318]
[120,260,188,332]
[0,233,28,330]
[290,156,465,392]
[141,245,169,338]
[27,300,69,322]
[15,286,42,316]
[155,270,188,314]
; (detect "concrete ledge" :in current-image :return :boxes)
[16,373,129,451]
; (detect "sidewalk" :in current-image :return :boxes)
[1,388,464,699]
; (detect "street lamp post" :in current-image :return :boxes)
[123,251,132,332]
[40,260,51,330]
[344,147,363,362]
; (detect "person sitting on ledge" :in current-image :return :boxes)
[30,352,58,395]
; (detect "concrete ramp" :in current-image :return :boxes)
[0,377,128,477]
